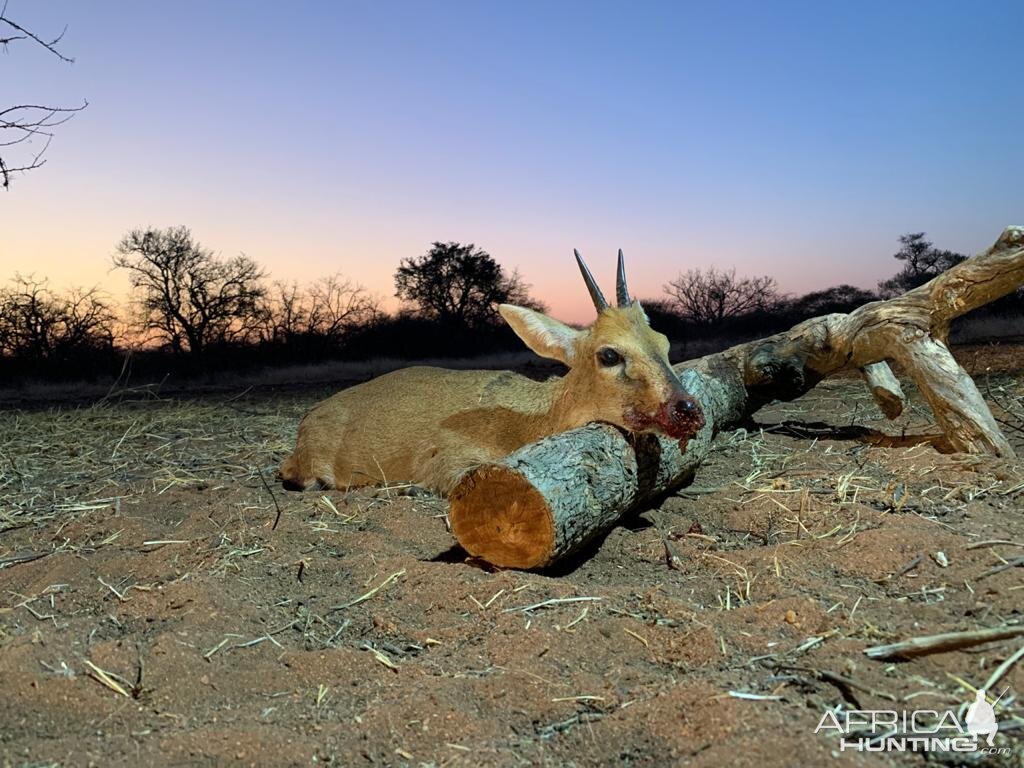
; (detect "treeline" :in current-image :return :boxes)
[0,231,538,383]
[1,229,1021,384]
[648,232,1024,348]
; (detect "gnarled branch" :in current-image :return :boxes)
[1,5,82,189]
[450,226,1024,569]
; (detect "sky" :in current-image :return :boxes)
[2,0,1022,323]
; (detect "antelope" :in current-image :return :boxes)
[280,251,704,495]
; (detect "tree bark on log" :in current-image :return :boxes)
[449,226,1024,569]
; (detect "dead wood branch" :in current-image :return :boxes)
[1,6,82,188]
[449,226,1024,569]
[864,625,1024,660]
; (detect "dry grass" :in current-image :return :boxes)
[0,350,548,407]
[0,393,314,535]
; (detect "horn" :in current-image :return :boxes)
[574,249,608,312]
[616,248,630,307]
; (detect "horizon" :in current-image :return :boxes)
[3,1,1021,323]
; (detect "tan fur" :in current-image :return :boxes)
[281,302,694,495]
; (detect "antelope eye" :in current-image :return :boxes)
[597,347,623,367]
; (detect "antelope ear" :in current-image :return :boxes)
[499,304,580,365]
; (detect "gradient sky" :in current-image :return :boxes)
[3,0,1021,323]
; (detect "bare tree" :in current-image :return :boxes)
[307,275,380,342]
[259,276,380,346]
[503,268,547,313]
[0,274,116,361]
[59,285,119,351]
[258,280,310,345]
[663,267,778,326]
[1,2,86,189]
[112,226,266,358]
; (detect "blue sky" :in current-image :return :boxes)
[3,0,1021,321]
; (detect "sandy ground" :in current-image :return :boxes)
[1,344,1023,767]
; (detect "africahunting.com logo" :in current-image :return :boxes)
[815,688,1011,755]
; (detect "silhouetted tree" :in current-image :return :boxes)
[395,242,542,329]
[308,275,380,342]
[0,3,86,189]
[258,280,309,346]
[785,284,878,317]
[113,226,266,358]
[663,267,778,327]
[0,275,117,363]
[258,276,380,350]
[877,233,966,297]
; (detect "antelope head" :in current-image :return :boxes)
[499,250,705,443]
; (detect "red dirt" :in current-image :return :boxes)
[1,346,1022,767]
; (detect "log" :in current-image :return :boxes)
[449,226,1024,569]
[450,369,736,568]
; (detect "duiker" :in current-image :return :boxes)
[280,251,704,494]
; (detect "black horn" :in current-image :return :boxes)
[616,249,630,307]
[574,249,608,312]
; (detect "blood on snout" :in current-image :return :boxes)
[664,395,705,448]
[623,394,705,444]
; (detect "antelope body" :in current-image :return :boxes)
[280,252,704,494]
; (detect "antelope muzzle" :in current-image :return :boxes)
[625,388,705,446]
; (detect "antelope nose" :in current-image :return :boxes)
[672,396,697,417]
[667,392,705,435]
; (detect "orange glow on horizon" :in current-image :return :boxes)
[3,2,1019,328]
[3,201,937,327]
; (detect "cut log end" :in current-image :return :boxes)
[449,465,555,569]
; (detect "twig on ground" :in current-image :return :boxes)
[865,625,1024,660]
[885,554,923,581]
[330,569,406,611]
[502,596,603,613]
[257,466,283,530]
[0,551,49,569]
[82,659,129,697]
[982,642,1024,693]
[978,555,1024,580]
